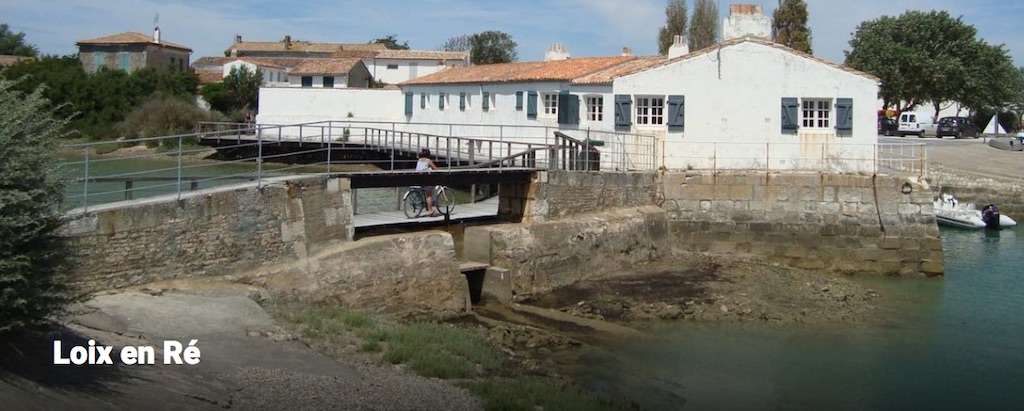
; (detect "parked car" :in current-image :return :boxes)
[935,116,980,139]
[898,111,937,137]
[878,117,898,136]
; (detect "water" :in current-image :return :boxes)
[569,225,1024,411]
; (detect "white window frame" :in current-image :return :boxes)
[802,98,832,129]
[541,92,558,117]
[586,96,604,122]
[635,96,665,126]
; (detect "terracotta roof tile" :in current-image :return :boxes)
[572,56,668,85]
[289,58,363,75]
[375,50,468,61]
[331,50,382,59]
[0,55,33,66]
[226,58,286,69]
[400,56,636,85]
[197,72,223,84]
[230,40,386,54]
[76,32,191,51]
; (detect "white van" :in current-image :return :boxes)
[898,112,937,137]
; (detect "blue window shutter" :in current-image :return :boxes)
[836,98,853,134]
[420,93,426,109]
[482,92,490,111]
[568,94,580,125]
[460,92,466,111]
[439,92,445,109]
[614,95,632,128]
[781,97,799,134]
[516,91,524,110]
[526,91,538,119]
[557,91,569,124]
[667,95,685,130]
[404,92,413,116]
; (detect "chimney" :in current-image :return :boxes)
[668,34,689,59]
[723,4,772,41]
[283,35,292,50]
[544,42,571,61]
[153,26,161,44]
[621,47,632,56]
[235,34,242,44]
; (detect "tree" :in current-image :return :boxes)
[222,65,262,112]
[370,34,410,50]
[845,10,1019,116]
[772,0,812,53]
[0,77,75,336]
[0,23,38,57]
[443,31,518,65]
[657,0,688,55]
[688,0,719,52]
[1007,67,1024,131]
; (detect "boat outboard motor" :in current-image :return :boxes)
[981,204,1001,229]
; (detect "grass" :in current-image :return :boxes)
[277,304,635,411]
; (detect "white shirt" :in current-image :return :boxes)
[415,158,432,171]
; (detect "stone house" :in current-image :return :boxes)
[362,49,469,85]
[288,59,372,88]
[225,35,385,59]
[76,28,192,73]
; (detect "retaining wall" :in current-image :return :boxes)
[661,171,943,276]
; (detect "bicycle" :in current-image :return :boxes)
[402,185,455,218]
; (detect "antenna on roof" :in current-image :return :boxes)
[153,13,161,43]
[154,13,159,29]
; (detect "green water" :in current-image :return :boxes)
[569,226,1024,411]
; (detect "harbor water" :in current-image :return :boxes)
[566,225,1024,411]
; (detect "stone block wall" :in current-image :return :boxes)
[498,171,658,222]
[465,206,668,295]
[661,171,943,276]
[64,176,354,292]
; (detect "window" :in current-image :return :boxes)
[586,96,603,121]
[118,52,131,71]
[301,76,313,87]
[802,99,831,128]
[386,64,399,70]
[439,92,446,110]
[179,58,185,71]
[542,93,558,116]
[169,57,175,70]
[515,91,524,110]
[323,76,335,88]
[92,53,104,72]
[635,96,665,125]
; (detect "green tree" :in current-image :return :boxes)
[1006,67,1024,131]
[845,10,1018,117]
[443,31,518,65]
[0,23,39,57]
[370,34,410,50]
[200,82,233,113]
[772,0,812,53]
[688,0,719,52]
[0,77,75,335]
[657,0,688,55]
[223,65,262,112]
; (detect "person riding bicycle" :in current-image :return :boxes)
[415,149,439,216]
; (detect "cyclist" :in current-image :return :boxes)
[416,149,439,216]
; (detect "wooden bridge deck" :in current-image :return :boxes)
[353,197,500,229]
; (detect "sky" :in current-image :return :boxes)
[4,0,1023,66]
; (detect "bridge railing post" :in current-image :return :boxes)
[257,127,263,188]
[176,134,183,201]
[83,147,90,213]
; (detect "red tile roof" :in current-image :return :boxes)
[76,32,191,51]
[197,72,224,84]
[289,58,364,75]
[400,56,636,85]
[226,58,285,69]
[375,50,468,61]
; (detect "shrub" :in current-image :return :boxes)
[0,77,76,336]
[118,94,210,146]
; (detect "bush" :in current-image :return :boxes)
[118,94,210,146]
[0,77,76,336]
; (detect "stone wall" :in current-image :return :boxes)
[927,165,1024,216]
[661,171,943,277]
[238,231,470,317]
[465,206,668,295]
[499,170,658,222]
[64,176,354,292]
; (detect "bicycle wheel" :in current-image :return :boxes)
[436,187,455,214]
[402,189,425,218]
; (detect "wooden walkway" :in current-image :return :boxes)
[353,197,500,228]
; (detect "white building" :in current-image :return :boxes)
[362,50,469,85]
[223,58,288,86]
[287,58,372,88]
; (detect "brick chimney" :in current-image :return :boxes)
[723,3,772,40]
[153,26,161,44]
[235,34,242,44]
[544,42,571,61]
[283,35,292,50]
[668,34,689,58]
